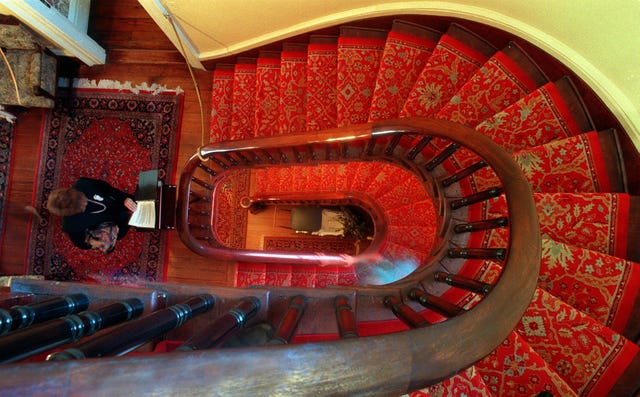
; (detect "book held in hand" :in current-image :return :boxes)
[128,170,160,228]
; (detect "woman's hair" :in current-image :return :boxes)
[46,188,87,216]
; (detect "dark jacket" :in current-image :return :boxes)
[61,177,134,249]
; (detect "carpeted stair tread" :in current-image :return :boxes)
[376,174,430,210]
[254,52,281,137]
[279,44,308,134]
[447,76,595,177]
[380,241,431,268]
[231,60,257,140]
[400,23,495,118]
[409,365,493,397]
[474,331,578,397]
[306,36,338,131]
[386,225,436,256]
[436,43,545,128]
[517,288,639,396]
[538,238,640,338]
[476,192,633,260]
[385,200,438,227]
[463,78,589,158]
[336,27,387,127]
[368,20,440,122]
[471,130,623,193]
[209,65,235,143]
[349,161,385,193]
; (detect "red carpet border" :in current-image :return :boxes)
[27,87,182,282]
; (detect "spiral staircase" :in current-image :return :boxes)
[0,18,639,396]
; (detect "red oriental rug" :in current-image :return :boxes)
[0,119,14,255]
[27,84,183,283]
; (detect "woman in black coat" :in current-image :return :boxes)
[46,177,137,252]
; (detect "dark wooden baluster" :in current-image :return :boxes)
[223,153,239,166]
[188,191,212,203]
[454,217,509,233]
[197,162,217,176]
[406,136,432,160]
[191,176,213,190]
[384,133,403,156]
[383,296,429,328]
[441,161,487,187]
[363,137,378,157]
[261,149,277,164]
[450,187,503,210]
[233,151,253,166]
[177,297,261,351]
[308,144,319,161]
[0,298,144,363]
[210,154,230,170]
[434,271,493,295]
[0,294,89,335]
[424,143,459,171]
[408,289,465,318]
[269,295,307,344]
[334,295,358,338]
[278,149,289,163]
[46,295,215,360]
[448,248,507,260]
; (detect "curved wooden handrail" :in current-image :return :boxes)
[0,118,539,394]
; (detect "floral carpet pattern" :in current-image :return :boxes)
[0,119,13,254]
[27,87,183,282]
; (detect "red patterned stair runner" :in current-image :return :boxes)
[470,130,619,194]
[368,21,440,122]
[450,78,590,174]
[401,23,495,118]
[306,36,338,131]
[254,52,281,137]
[477,193,631,259]
[231,61,257,140]
[209,66,234,142]
[409,365,493,397]
[336,27,387,127]
[210,19,639,395]
[279,44,308,134]
[436,45,545,127]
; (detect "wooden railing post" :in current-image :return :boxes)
[47,295,214,360]
[0,298,144,363]
[177,297,260,350]
[0,294,89,335]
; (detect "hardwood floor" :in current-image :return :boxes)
[0,0,236,286]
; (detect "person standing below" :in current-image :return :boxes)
[46,177,138,253]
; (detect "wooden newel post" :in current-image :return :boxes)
[47,294,215,360]
[0,293,89,335]
[269,295,307,344]
[0,298,144,363]
[177,296,261,350]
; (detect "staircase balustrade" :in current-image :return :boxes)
[0,118,539,395]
